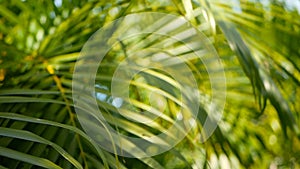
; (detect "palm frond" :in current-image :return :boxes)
[0,0,299,168]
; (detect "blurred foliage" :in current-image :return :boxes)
[0,0,299,168]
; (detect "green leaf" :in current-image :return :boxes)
[0,112,109,169]
[0,146,62,169]
[0,127,83,169]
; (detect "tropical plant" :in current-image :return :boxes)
[0,0,299,168]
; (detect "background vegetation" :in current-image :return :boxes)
[0,0,299,168]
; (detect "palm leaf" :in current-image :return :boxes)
[0,0,299,168]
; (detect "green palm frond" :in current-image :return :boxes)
[208,0,300,136]
[0,0,299,168]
